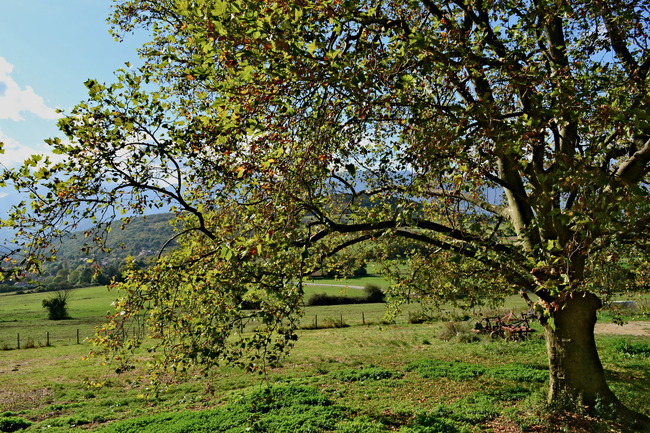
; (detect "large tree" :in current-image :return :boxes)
[3,0,650,426]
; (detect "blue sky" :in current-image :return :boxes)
[0,0,145,168]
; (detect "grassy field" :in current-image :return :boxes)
[0,281,649,433]
[0,278,383,346]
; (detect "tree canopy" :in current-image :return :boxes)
[2,0,650,425]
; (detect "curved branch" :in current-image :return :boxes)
[597,2,639,75]
[426,188,509,218]
[156,226,213,260]
[300,214,522,263]
[613,136,650,185]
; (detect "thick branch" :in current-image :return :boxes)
[597,2,639,75]
[614,137,650,185]
[302,216,521,261]
[426,188,509,219]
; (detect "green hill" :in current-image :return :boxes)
[1,213,177,292]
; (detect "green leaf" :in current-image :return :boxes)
[344,163,356,177]
[240,65,255,81]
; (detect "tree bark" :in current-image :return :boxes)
[544,291,650,430]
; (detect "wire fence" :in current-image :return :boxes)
[0,307,442,351]
[0,328,93,350]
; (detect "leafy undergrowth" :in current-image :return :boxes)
[329,366,403,382]
[95,384,504,433]
[99,385,343,433]
[0,320,648,433]
[0,416,32,432]
[406,359,548,383]
[95,358,640,433]
[615,340,650,357]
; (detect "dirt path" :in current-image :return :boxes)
[595,321,650,337]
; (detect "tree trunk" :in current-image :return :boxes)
[544,291,650,430]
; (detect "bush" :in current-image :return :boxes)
[42,291,72,320]
[437,322,479,343]
[486,385,531,402]
[305,285,385,306]
[306,293,359,306]
[363,284,385,302]
[0,416,32,432]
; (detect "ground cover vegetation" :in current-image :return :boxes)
[0,287,649,432]
[2,0,650,429]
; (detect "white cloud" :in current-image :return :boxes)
[0,130,65,168]
[0,131,39,166]
[0,57,60,121]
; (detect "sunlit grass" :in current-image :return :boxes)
[0,283,648,432]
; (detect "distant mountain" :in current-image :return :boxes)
[52,213,178,266]
[0,189,28,243]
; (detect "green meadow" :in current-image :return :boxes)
[0,281,649,433]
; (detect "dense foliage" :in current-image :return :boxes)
[2,0,650,424]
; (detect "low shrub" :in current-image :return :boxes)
[306,293,359,306]
[486,385,531,402]
[406,359,485,381]
[407,359,548,384]
[437,322,479,343]
[100,384,345,433]
[239,384,333,412]
[400,411,470,433]
[399,393,500,432]
[615,340,650,357]
[42,291,72,320]
[486,363,548,383]
[445,393,499,424]
[363,284,385,303]
[23,337,37,349]
[305,284,385,306]
[330,367,403,382]
[407,312,432,324]
[335,417,389,433]
[0,416,32,432]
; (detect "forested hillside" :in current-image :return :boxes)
[1,213,176,292]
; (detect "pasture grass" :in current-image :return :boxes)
[0,284,648,432]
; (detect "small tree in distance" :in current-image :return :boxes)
[2,0,650,428]
[42,291,71,321]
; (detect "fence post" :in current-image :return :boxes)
[340,314,343,327]
[17,333,20,350]
[362,312,365,325]
[46,332,50,347]
[77,329,80,344]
